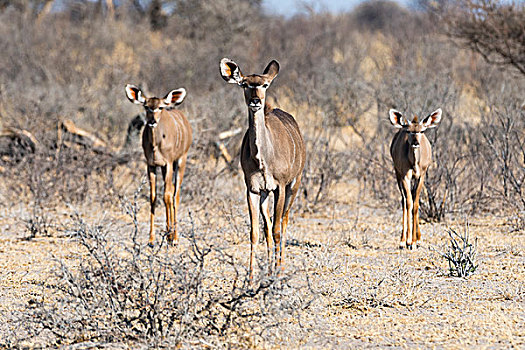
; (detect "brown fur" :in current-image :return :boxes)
[125,85,192,246]
[220,58,306,280]
[389,108,441,249]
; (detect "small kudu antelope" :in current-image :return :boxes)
[125,84,192,246]
[220,58,306,280]
[389,108,442,249]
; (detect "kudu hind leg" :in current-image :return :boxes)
[148,165,157,247]
[273,186,286,273]
[277,178,301,274]
[282,176,301,248]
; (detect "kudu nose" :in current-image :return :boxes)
[250,98,261,105]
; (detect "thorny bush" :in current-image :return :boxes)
[6,191,314,348]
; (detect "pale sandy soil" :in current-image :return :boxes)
[0,181,523,348]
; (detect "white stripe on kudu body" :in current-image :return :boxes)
[389,108,442,249]
[220,58,306,282]
[125,84,192,246]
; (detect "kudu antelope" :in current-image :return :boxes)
[220,58,306,280]
[125,84,192,246]
[389,108,442,249]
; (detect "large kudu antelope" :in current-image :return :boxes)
[389,108,442,249]
[220,58,306,280]
[125,84,192,246]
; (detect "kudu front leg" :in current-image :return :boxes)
[247,190,260,282]
[260,191,273,275]
[401,176,414,249]
[412,173,426,246]
[396,174,408,249]
[170,155,187,245]
[148,165,157,247]
[162,163,176,245]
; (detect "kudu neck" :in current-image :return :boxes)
[408,144,421,171]
[248,107,266,130]
[247,107,273,160]
[146,124,159,151]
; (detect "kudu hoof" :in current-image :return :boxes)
[147,242,155,248]
[165,228,178,246]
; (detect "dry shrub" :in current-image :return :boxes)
[435,224,478,278]
[7,193,314,348]
[0,0,522,222]
[478,94,525,215]
[441,0,525,76]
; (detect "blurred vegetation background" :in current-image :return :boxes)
[0,0,523,225]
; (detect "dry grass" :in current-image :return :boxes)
[0,181,524,348]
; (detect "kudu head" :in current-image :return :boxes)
[389,108,442,148]
[125,84,186,127]
[219,58,280,113]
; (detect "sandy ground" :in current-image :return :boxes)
[0,184,524,348]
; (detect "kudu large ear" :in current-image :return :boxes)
[421,108,442,129]
[125,84,146,105]
[389,109,409,128]
[263,60,280,81]
[220,58,244,85]
[162,88,187,107]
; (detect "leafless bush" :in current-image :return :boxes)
[0,0,522,223]
[302,130,353,207]
[7,190,314,348]
[479,102,525,213]
[23,202,55,239]
[440,0,525,76]
[420,118,490,220]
